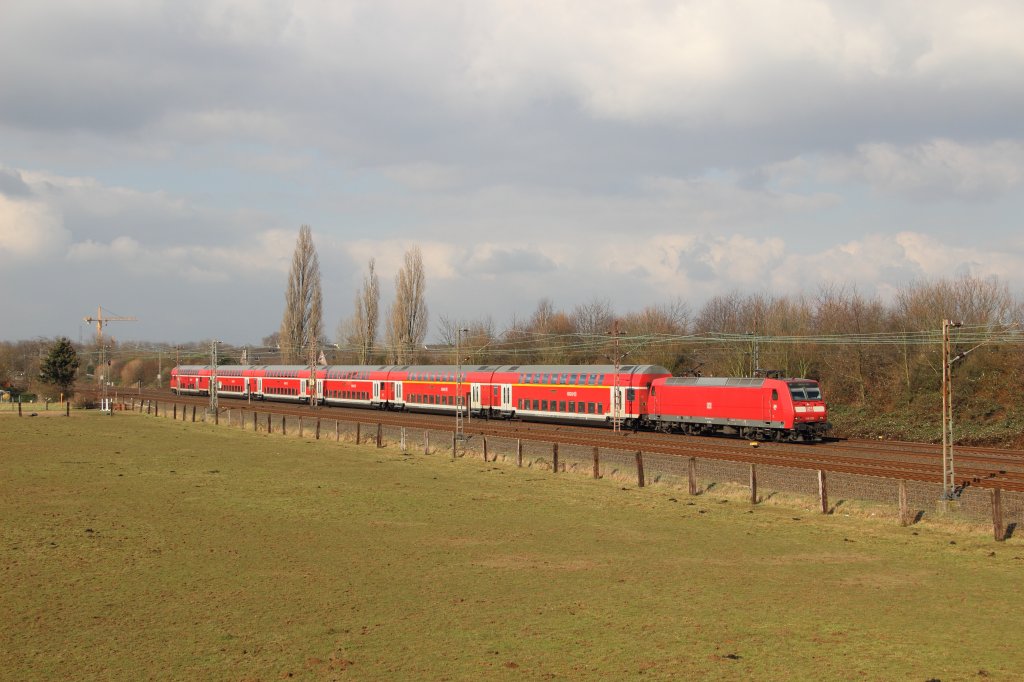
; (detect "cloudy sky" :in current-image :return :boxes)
[2,0,1023,344]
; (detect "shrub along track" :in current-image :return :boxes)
[97,388,1024,494]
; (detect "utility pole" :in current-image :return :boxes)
[607,320,626,433]
[209,340,219,415]
[749,331,760,376]
[941,319,961,500]
[308,341,319,409]
[455,328,468,456]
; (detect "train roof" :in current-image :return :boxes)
[662,377,769,387]
[389,364,671,374]
[660,376,819,387]
[175,363,673,374]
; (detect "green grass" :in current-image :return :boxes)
[2,413,1023,680]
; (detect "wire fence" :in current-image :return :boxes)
[124,397,1021,542]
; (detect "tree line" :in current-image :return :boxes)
[4,223,1023,443]
[270,225,1023,418]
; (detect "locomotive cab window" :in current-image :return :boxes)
[772,389,778,400]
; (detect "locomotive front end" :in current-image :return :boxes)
[786,380,831,440]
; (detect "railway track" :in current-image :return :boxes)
[89,387,1024,493]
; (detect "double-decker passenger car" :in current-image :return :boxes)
[171,363,672,427]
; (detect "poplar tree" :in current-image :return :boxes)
[350,258,380,364]
[386,246,428,363]
[278,225,323,363]
[39,337,80,397]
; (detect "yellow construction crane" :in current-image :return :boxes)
[83,306,137,383]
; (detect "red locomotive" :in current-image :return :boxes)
[170,363,830,441]
[648,376,830,442]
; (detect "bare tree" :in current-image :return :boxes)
[386,246,428,364]
[278,225,323,363]
[438,314,496,362]
[343,258,380,364]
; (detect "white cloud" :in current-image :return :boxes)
[0,194,70,264]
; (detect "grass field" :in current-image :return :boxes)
[2,412,1023,680]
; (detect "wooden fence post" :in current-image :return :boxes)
[173,404,177,419]
[552,443,559,473]
[452,432,457,458]
[818,470,829,514]
[356,422,361,445]
[191,405,196,422]
[898,480,910,526]
[483,436,488,462]
[749,463,758,504]
[688,457,698,495]
[516,439,523,467]
[336,420,340,442]
[146,401,151,415]
[400,427,407,453]
[635,451,645,488]
[993,488,1006,541]
[316,418,321,440]
[423,430,429,454]
[66,401,70,417]
[298,417,303,438]
[266,412,271,433]
[253,411,257,432]
[214,408,218,426]
[376,423,383,448]
[592,447,600,479]
[155,400,159,416]
[282,416,287,436]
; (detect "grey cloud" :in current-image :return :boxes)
[471,247,558,275]
[0,168,32,197]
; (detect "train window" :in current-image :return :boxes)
[532,400,539,410]
[598,402,603,413]
[598,374,605,384]
[790,387,806,400]
[559,401,566,412]
[568,402,575,412]
[569,373,577,383]
[541,400,548,411]
[772,389,779,400]
[587,402,595,414]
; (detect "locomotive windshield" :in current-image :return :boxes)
[788,382,822,401]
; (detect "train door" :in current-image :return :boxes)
[256,378,263,397]
[315,379,323,405]
[470,384,482,411]
[500,385,513,413]
[372,381,382,404]
[394,382,403,404]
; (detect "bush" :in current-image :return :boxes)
[72,395,96,409]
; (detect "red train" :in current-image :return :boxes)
[170,363,830,441]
